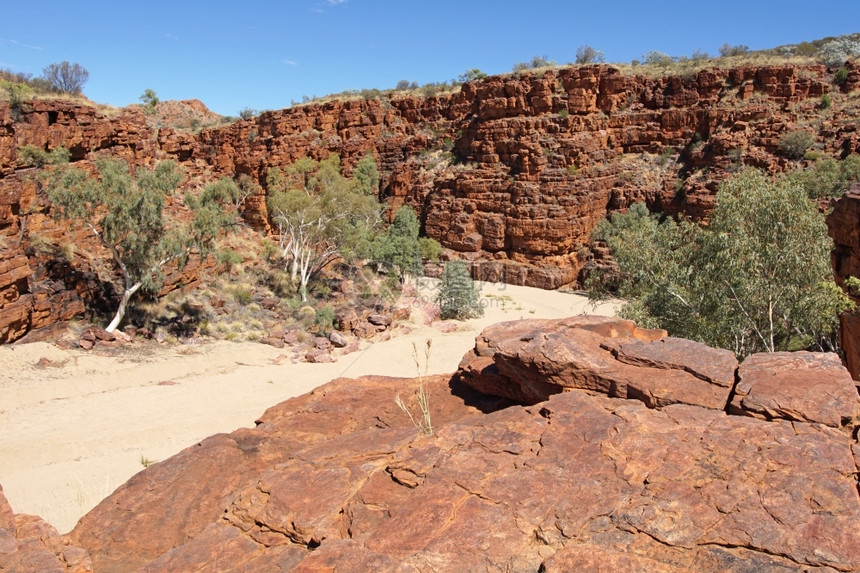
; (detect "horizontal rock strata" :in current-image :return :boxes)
[2,62,859,340]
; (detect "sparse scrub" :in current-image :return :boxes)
[458,69,487,83]
[778,130,816,160]
[787,154,860,198]
[139,89,158,115]
[576,45,605,64]
[641,50,675,67]
[17,145,70,168]
[719,43,750,57]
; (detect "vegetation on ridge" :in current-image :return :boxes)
[588,169,853,358]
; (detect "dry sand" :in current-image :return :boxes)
[0,281,620,533]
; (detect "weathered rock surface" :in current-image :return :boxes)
[47,317,860,572]
[731,351,860,429]
[1,63,855,341]
[457,316,737,409]
[0,485,92,572]
[828,184,860,380]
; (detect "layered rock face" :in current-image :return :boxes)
[2,63,856,341]
[828,184,860,380]
[0,317,842,571]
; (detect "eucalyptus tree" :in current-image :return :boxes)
[41,158,238,332]
[590,169,852,357]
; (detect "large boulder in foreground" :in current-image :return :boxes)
[59,317,860,571]
[458,316,738,410]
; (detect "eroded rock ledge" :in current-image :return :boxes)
[2,316,859,572]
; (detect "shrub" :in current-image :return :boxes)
[314,306,335,333]
[718,43,750,57]
[238,107,257,120]
[818,36,860,66]
[396,79,411,90]
[139,89,158,114]
[575,45,605,64]
[418,236,443,262]
[40,61,89,94]
[436,260,484,320]
[458,69,487,83]
[778,131,816,160]
[787,154,860,198]
[820,93,832,110]
[834,67,849,86]
[3,81,32,108]
[642,51,675,66]
[17,145,70,168]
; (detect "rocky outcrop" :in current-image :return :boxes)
[457,316,739,409]
[0,485,92,572]
[1,63,855,340]
[47,316,860,571]
[828,184,860,380]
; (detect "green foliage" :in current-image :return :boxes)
[267,154,382,301]
[2,81,33,108]
[458,69,487,83]
[820,93,832,109]
[139,89,158,114]
[590,170,852,357]
[418,236,443,262]
[834,66,849,86]
[641,51,675,66]
[575,45,605,64]
[17,145,70,168]
[777,130,816,160]
[215,249,243,272]
[41,61,89,94]
[371,205,423,279]
[40,157,235,331]
[436,260,484,320]
[352,155,380,196]
[314,305,335,333]
[786,154,860,199]
[238,107,257,120]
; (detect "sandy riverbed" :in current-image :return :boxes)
[0,281,619,533]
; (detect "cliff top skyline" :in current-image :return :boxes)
[2,1,859,116]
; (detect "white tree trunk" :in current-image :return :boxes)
[105,281,142,333]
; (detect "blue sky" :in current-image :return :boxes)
[2,1,858,116]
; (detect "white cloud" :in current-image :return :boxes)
[282,60,298,66]
[326,0,348,4]
[1,39,42,50]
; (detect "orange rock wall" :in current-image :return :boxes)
[2,63,857,342]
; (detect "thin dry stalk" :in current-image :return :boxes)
[395,339,433,435]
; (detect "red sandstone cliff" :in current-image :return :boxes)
[2,62,858,342]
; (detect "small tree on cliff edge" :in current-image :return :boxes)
[40,157,238,332]
[436,260,484,320]
[41,61,89,94]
